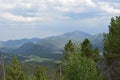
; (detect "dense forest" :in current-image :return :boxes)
[0,16,120,80]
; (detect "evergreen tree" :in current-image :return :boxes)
[33,66,48,80]
[104,16,120,79]
[63,40,74,61]
[62,40,104,80]
[93,48,101,63]
[64,53,105,80]
[104,16,120,60]
[7,57,25,80]
[81,38,93,58]
[81,38,100,62]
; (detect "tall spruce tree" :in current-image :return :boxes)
[81,38,93,58]
[6,57,25,80]
[81,38,100,62]
[57,40,75,79]
[104,16,120,57]
[104,16,120,79]
[63,40,74,61]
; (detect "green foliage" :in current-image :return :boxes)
[93,48,101,62]
[28,76,36,80]
[104,16,120,55]
[54,73,64,80]
[104,16,120,79]
[81,38,100,62]
[81,38,93,58]
[63,40,74,60]
[6,57,25,80]
[64,53,105,80]
[104,16,120,64]
[64,40,74,52]
[62,40,104,80]
[32,66,48,80]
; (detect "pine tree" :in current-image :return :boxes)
[104,16,120,59]
[93,48,101,63]
[81,38,93,58]
[63,40,74,61]
[104,16,120,79]
[6,57,25,80]
[33,66,48,80]
[64,53,105,80]
[62,39,104,80]
[81,38,100,62]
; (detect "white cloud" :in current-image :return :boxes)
[55,6,85,13]
[0,0,119,25]
[18,2,32,9]
[21,0,48,10]
[98,2,120,14]
[48,0,96,13]
[85,0,96,7]
[0,0,48,10]
[0,13,44,23]
[0,3,16,9]
[54,15,72,20]
[49,0,96,7]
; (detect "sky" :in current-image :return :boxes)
[0,0,120,41]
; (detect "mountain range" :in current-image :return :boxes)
[0,31,104,55]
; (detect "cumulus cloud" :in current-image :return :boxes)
[0,3,15,9]
[0,0,119,23]
[17,2,32,9]
[98,2,120,14]
[0,13,45,23]
[48,0,96,13]
[49,0,96,7]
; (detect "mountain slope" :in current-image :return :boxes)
[13,42,58,54]
[2,38,40,48]
[37,31,92,49]
[0,31,104,54]
[90,33,104,51]
[0,41,3,47]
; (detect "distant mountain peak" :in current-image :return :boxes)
[72,30,92,35]
[63,30,92,38]
[72,30,85,33]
